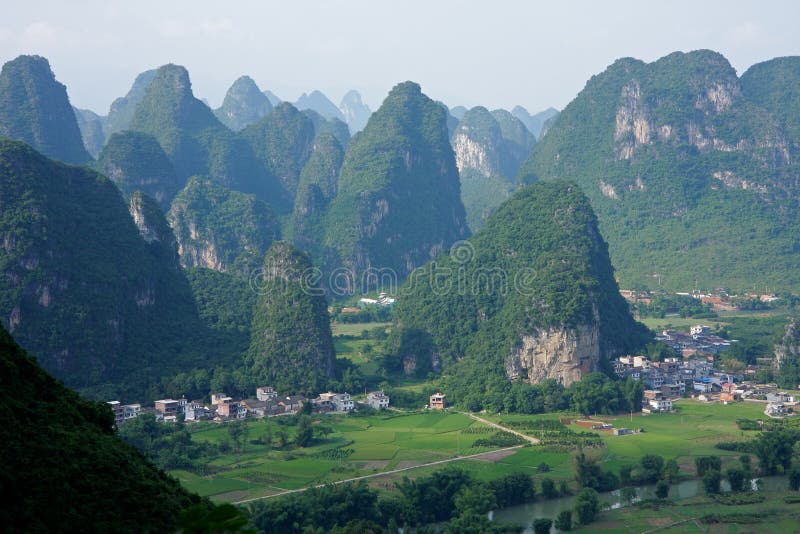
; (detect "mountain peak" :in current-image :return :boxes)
[214,75,272,131]
[0,55,91,164]
[295,90,345,122]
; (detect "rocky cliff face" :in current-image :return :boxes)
[395,181,648,393]
[213,75,273,131]
[775,317,799,370]
[168,176,280,277]
[339,90,372,133]
[451,107,534,230]
[0,139,207,396]
[505,315,600,386]
[0,55,91,164]
[518,50,800,291]
[95,131,180,209]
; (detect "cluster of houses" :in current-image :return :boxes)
[656,326,733,357]
[108,387,391,425]
[762,391,797,417]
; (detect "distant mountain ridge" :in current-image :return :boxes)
[213,75,273,131]
[518,49,800,292]
[0,55,91,164]
[450,106,535,230]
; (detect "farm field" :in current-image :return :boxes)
[170,411,507,502]
[330,321,392,337]
[483,400,771,477]
[168,399,778,503]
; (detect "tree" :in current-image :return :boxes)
[663,458,680,482]
[573,488,600,525]
[740,454,752,478]
[655,480,669,499]
[533,518,552,534]
[695,456,721,477]
[554,510,572,531]
[227,421,248,453]
[454,485,497,515]
[295,415,314,447]
[540,477,557,499]
[789,466,800,491]
[753,429,800,475]
[726,468,746,492]
[177,503,256,533]
[702,470,721,495]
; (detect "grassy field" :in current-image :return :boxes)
[484,400,769,477]
[170,411,500,501]
[331,321,392,337]
[170,400,779,504]
[579,491,800,532]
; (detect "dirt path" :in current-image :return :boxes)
[233,444,525,505]
[463,412,541,444]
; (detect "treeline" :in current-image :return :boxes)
[635,294,717,319]
[449,372,644,415]
[248,467,603,533]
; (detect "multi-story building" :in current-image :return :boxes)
[429,393,446,410]
[256,386,278,402]
[107,401,141,426]
[154,398,187,421]
[367,390,390,410]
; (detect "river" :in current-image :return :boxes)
[491,477,788,532]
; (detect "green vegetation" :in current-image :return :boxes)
[73,106,106,157]
[636,293,716,319]
[168,176,281,276]
[322,81,468,291]
[104,68,157,137]
[518,50,800,292]
[0,325,201,533]
[0,139,214,399]
[289,132,344,253]
[213,75,273,132]
[248,465,529,533]
[240,102,316,213]
[0,55,90,164]
[451,106,535,231]
[395,181,650,410]
[246,242,335,394]
[579,490,800,532]
[302,108,351,148]
[129,64,277,202]
[95,130,179,209]
[164,411,501,501]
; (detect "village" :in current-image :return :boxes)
[107,387,395,427]
[106,322,794,427]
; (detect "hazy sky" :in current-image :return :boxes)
[1,1,798,114]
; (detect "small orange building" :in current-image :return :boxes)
[429,392,446,410]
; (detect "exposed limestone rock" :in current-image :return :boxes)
[504,311,601,386]
[775,317,799,370]
[599,181,619,199]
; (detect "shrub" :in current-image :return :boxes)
[554,510,572,531]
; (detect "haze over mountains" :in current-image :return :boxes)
[0,49,799,404]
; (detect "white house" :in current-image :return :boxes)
[648,399,673,412]
[367,390,390,410]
